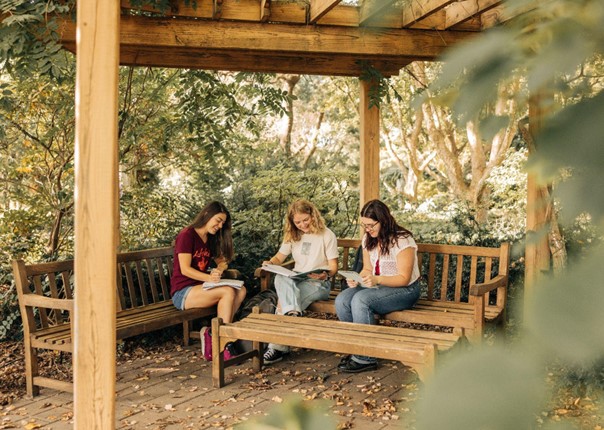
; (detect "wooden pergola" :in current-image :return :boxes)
[69,1,548,427]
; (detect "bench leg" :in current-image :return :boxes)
[252,341,263,372]
[414,343,437,382]
[182,321,190,346]
[23,338,40,397]
[211,317,225,388]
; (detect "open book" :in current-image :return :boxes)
[338,270,368,287]
[262,264,329,281]
[203,279,244,290]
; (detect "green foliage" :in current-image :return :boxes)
[236,396,335,430]
[417,347,547,430]
[0,0,74,80]
[416,1,604,428]
[226,164,359,280]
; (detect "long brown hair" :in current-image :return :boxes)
[283,199,326,243]
[189,201,234,261]
[360,199,412,255]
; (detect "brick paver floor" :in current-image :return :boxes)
[1,345,422,429]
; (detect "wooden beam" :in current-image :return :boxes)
[444,0,503,29]
[479,5,515,29]
[359,0,398,26]
[316,4,358,27]
[59,43,411,76]
[401,0,457,27]
[309,0,342,23]
[57,14,475,60]
[360,79,380,206]
[73,0,119,428]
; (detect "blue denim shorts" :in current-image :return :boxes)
[172,286,194,310]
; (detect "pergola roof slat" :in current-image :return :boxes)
[309,0,342,23]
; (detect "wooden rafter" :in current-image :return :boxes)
[309,0,342,23]
[359,0,399,26]
[401,0,457,27]
[444,0,502,29]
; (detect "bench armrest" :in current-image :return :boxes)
[469,275,508,296]
[21,294,75,311]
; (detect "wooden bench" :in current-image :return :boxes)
[12,246,217,397]
[258,239,510,343]
[211,309,466,387]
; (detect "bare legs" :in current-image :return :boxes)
[184,285,247,323]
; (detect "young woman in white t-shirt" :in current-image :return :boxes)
[261,199,339,364]
[335,199,421,373]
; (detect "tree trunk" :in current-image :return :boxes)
[278,74,300,157]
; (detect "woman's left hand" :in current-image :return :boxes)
[362,274,378,287]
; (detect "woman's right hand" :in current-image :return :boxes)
[346,279,358,288]
[262,260,273,266]
[209,269,222,282]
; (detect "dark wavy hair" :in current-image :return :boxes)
[360,199,412,255]
[189,201,234,261]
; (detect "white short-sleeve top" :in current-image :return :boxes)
[363,234,420,285]
[278,228,339,273]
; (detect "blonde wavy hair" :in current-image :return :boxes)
[283,199,326,243]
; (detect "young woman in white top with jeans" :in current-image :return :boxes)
[335,199,421,373]
[262,199,339,364]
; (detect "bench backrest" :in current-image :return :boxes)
[116,247,174,311]
[335,239,510,307]
[13,247,175,333]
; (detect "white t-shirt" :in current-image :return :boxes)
[278,228,339,273]
[363,234,420,285]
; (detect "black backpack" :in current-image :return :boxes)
[233,289,278,353]
[234,289,278,321]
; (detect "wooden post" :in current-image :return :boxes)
[525,94,551,315]
[359,79,380,207]
[73,1,120,428]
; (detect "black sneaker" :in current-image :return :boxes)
[263,348,289,364]
[341,359,378,373]
[284,310,302,317]
[337,355,352,370]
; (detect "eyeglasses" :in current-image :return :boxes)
[361,221,379,231]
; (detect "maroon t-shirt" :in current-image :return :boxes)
[170,227,212,295]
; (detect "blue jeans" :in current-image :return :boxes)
[269,274,331,352]
[335,280,421,364]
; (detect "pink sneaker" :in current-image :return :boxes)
[200,327,212,361]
